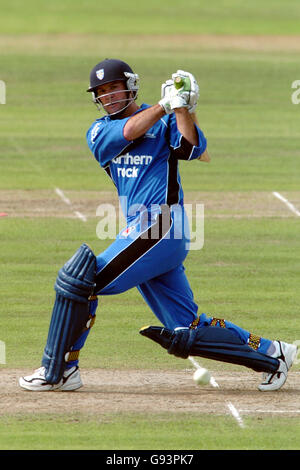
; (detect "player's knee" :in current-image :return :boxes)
[55,243,97,302]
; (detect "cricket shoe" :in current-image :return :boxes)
[19,366,82,391]
[258,341,297,392]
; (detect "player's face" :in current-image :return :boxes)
[95,80,130,115]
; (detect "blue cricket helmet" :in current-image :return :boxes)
[87,58,139,94]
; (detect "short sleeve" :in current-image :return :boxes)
[86,117,133,167]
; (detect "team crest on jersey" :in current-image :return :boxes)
[91,122,101,144]
[121,225,136,238]
[96,68,104,80]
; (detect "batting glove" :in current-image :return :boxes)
[171,70,199,114]
[159,79,189,114]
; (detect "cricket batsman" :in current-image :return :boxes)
[19,59,297,392]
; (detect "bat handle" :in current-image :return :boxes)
[174,76,184,90]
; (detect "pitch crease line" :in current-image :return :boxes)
[272,191,300,217]
[54,187,87,222]
[188,356,245,428]
[55,187,71,205]
[239,409,300,414]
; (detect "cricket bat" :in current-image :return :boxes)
[174,75,191,91]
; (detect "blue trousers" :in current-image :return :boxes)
[68,206,272,367]
[95,206,196,329]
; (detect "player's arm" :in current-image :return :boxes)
[197,148,210,162]
[161,71,210,162]
[123,77,199,143]
[123,104,165,141]
[173,108,199,147]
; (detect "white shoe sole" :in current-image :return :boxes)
[19,376,62,391]
[19,367,83,392]
[59,377,83,391]
[259,343,297,392]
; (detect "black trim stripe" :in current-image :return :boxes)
[166,154,180,206]
[164,124,193,205]
[95,205,172,293]
[104,165,112,179]
[170,135,194,160]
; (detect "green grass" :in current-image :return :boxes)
[1,413,300,450]
[1,0,300,34]
[1,0,300,452]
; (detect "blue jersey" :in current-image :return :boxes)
[86,104,207,221]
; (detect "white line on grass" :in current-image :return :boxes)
[188,356,245,428]
[74,210,88,222]
[239,409,300,414]
[54,187,87,222]
[55,187,71,206]
[272,191,300,217]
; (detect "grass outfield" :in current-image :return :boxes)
[1,1,300,452]
[1,414,300,450]
[1,0,300,35]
